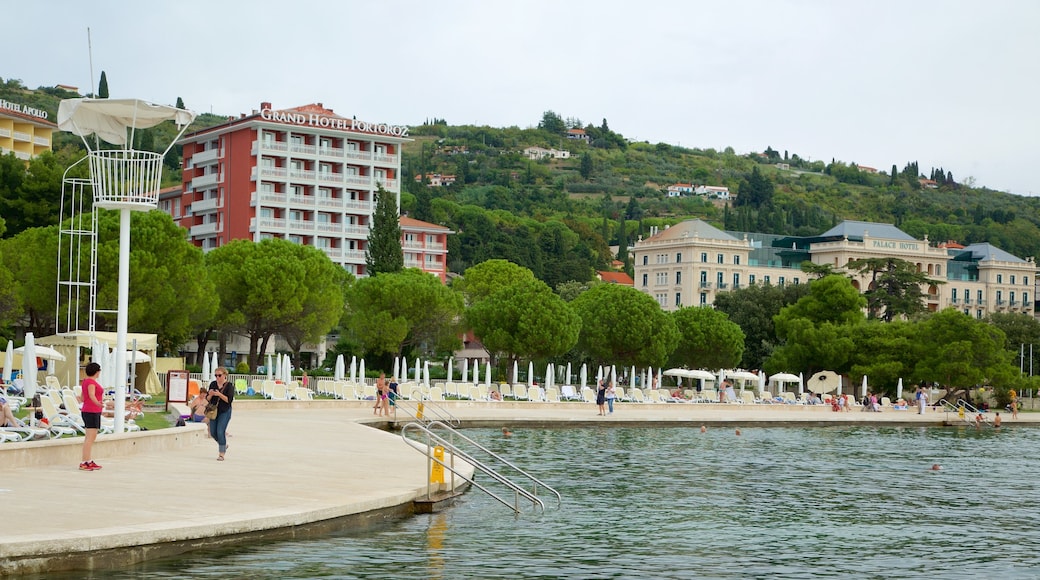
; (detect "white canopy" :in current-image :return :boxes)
[726,370,760,382]
[57,98,196,146]
[769,373,802,383]
[663,368,716,380]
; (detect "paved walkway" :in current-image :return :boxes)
[0,399,1030,574]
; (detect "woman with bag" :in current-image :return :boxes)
[207,367,234,461]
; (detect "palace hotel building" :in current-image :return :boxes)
[634,219,1037,319]
[162,102,450,281]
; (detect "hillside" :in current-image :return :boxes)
[5,78,1040,282]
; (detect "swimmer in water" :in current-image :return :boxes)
[931,464,942,471]
[502,427,512,437]
[700,425,707,433]
[735,428,742,436]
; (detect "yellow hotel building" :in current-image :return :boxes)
[0,98,55,161]
[633,219,1037,319]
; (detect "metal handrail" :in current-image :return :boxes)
[401,422,545,515]
[939,399,992,425]
[392,395,461,427]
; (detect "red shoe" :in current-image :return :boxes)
[79,462,95,471]
[87,461,102,470]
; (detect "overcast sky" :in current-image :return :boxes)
[7,0,1039,195]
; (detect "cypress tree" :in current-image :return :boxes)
[365,184,404,275]
[98,71,109,98]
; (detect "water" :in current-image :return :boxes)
[61,426,1040,578]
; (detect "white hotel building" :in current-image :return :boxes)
[634,219,1037,319]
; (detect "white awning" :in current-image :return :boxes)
[57,98,196,145]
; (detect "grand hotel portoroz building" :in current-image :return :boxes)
[633,219,1037,319]
[161,101,450,281]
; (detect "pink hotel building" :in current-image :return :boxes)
[161,102,450,281]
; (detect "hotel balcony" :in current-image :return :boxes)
[190,221,222,236]
[12,131,30,141]
[190,196,222,213]
[190,148,221,166]
[33,135,49,146]
[191,173,219,190]
[699,282,713,289]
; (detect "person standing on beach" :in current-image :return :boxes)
[375,372,390,417]
[605,381,616,414]
[207,366,234,461]
[79,362,104,471]
[596,379,607,415]
[916,386,927,415]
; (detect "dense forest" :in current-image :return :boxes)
[5,78,1040,292]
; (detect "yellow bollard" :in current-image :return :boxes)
[430,445,445,484]
[958,405,965,419]
[416,402,424,420]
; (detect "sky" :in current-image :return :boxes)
[7,0,1040,195]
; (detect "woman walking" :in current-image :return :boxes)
[207,366,234,461]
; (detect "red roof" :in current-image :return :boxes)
[597,271,634,285]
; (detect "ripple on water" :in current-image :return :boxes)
[71,425,1040,580]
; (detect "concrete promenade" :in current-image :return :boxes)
[0,398,1033,575]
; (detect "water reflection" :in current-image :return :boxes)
[65,425,1040,579]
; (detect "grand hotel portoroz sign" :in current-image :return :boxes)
[0,98,49,120]
[259,108,408,137]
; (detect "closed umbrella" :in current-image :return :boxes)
[4,340,13,384]
[447,357,454,384]
[546,363,552,390]
[350,356,357,384]
[512,360,518,385]
[392,357,400,383]
[758,371,766,396]
[485,360,491,387]
[266,354,273,380]
[897,377,904,400]
[202,351,212,385]
[424,360,430,387]
[580,363,587,389]
[413,358,420,384]
[798,372,804,396]
[21,332,37,398]
[358,359,366,385]
[566,363,572,386]
[211,352,220,378]
[528,361,534,388]
[472,359,480,385]
[335,354,344,381]
[462,358,468,384]
[861,375,868,398]
[611,365,617,388]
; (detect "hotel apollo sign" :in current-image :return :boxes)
[260,108,409,137]
[0,99,49,120]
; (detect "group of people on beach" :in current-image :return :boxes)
[372,373,399,416]
[595,379,616,415]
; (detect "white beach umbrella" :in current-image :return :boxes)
[758,371,766,395]
[424,360,430,387]
[447,357,454,384]
[861,375,868,398]
[565,362,571,386]
[266,354,273,380]
[512,360,518,385]
[358,358,366,384]
[350,356,357,383]
[392,357,400,383]
[4,340,13,385]
[335,354,344,381]
[202,351,212,385]
[412,358,420,384]
[798,372,804,396]
[485,360,491,387]
[21,332,37,398]
[897,377,904,400]
[610,365,617,388]
[211,352,220,378]
[580,363,587,389]
[546,363,552,389]
[528,361,535,387]
[596,366,603,386]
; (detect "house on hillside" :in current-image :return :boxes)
[667,183,694,197]
[597,270,634,286]
[523,146,570,160]
[857,165,878,174]
[694,185,731,200]
[567,128,590,143]
[414,173,456,187]
[919,179,939,189]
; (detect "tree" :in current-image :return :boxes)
[0,151,68,236]
[570,283,678,367]
[713,282,810,369]
[277,246,350,369]
[776,275,866,327]
[537,110,566,135]
[176,96,185,109]
[98,71,109,98]
[767,276,866,375]
[94,211,217,355]
[912,308,1015,396]
[669,307,745,370]
[987,312,1040,360]
[735,166,774,208]
[467,278,580,369]
[365,184,403,275]
[0,256,18,335]
[345,269,463,358]
[205,238,312,370]
[454,259,535,305]
[579,152,593,180]
[1,226,59,336]
[848,257,935,321]
[848,321,916,396]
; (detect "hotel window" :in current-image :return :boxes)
[260,208,273,219]
[319,138,332,152]
[977,310,984,319]
[732,273,740,288]
[716,272,724,287]
[317,213,330,224]
[935,265,942,276]
[261,182,274,193]
[262,132,274,145]
[642,274,648,287]
[700,271,707,285]
[978,289,984,303]
[779,276,786,286]
[1025,292,1031,305]
[997,274,1003,284]
[318,187,332,199]
[262,157,274,169]
[319,163,332,175]
[733,255,740,265]
[963,288,969,303]
[675,293,682,307]
[1025,277,1031,286]
[290,185,303,197]
[656,272,668,285]
[290,135,303,147]
[764,275,771,284]
[1011,291,1017,304]
[657,254,668,264]
[290,210,303,222]
[676,272,682,285]
[997,290,1004,304]
[676,253,682,263]
[655,293,667,307]
[717,253,724,264]
[700,292,707,305]
[1011,275,1017,285]
[643,256,648,266]
[701,253,708,263]
[951,288,958,303]
[793,278,800,285]
[749,274,756,285]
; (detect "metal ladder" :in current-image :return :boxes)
[401,419,562,515]
[392,395,461,428]
[939,399,992,426]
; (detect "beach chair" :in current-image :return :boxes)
[581,387,596,403]
[268,382,289,400]
[0,416,50,441]
[545,386,561,402]
[781,391,797,404]
[629,387,646,403]
[560,385,579,400]
[699,389,717,403]
[429,386,444,401]
[740,391,756,405]
[293,387,313,400]
[475,384,489,400]
[501,384,514,399]
[455,383,471,400]
[527,386,545,402]
[512,384,528,401]
[38,395,84,436]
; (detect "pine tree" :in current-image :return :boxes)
[176,96,185,109]
[98,71,109,98]
[365,184,404,275]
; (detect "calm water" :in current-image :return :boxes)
[63,426,1040,579]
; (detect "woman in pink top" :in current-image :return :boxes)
[79,362,104,471]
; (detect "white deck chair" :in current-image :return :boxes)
[513,384,528,401]
[475,384,489,400]
[740,391,756,405]
[581,387,596,403]
[429,386,444,401]
[38,395,84,436]
[560,385,579,400]
[545,386,561,402]
[456,383,471,400]
[629,387,645,403]
[293,387,313,400]
[527,386,544,402]
[362,384,377,400]
[268,382,289,400]
[501,384,514,399]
